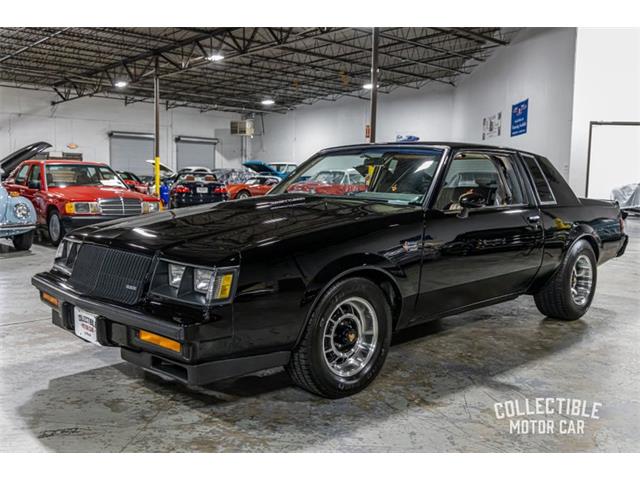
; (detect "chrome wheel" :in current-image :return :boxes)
[237,192,250,199]
[49,214,61,243]
[322,297,379,378]
[570,254,593,306]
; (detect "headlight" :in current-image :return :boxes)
[168,264,186,288]
[142,201,160,214]
[13,203,30,219]
[150,260,238,305]
[53,239,81,274]
[194,268,215,294]
[65,202,100,215]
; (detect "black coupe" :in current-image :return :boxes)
[169,171,228,209]
[32,143,628,398]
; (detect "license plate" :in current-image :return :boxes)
[74,307,101,345]
[196,187,208,194]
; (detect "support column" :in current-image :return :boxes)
[153,57,161,197]
[369,27,379,143]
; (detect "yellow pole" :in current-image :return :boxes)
[154,156,160,196]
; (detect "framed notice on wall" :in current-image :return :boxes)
[482,112,502,140]
[511,99,529,137]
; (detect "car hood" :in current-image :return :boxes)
[0,142,52,179]
[243,161,281,177]
[69,194,419,265]
[48,185,157,201]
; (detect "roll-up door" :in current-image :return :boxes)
[175,136,218,171]
[109,131,154,176]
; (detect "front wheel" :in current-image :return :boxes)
[534,239,597,320]
[12,230,34,251]
[47,209,65,246]
[286,277,391,398]
[236,190,251,199]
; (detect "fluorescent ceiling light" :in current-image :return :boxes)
[208,53,225,62]
[363,83,380,90]
[114,80,128,88]
[261,99,275,105]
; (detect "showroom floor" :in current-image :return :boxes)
[1,220,638,452]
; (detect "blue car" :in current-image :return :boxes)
[0,180,37,250]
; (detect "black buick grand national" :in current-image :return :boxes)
[32,143,629,398]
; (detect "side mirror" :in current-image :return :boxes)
[457,192,486,218]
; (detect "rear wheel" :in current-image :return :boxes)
[12,230,34,251]
[47,209,65,246]
[286,277,391,398]
[236,190,251,199]
[534,239,597,320]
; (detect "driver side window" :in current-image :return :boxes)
[435,152,522,211]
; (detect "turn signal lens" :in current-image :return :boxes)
[213,273,234,300]
[138,330,181,353]
[41,292,59,308]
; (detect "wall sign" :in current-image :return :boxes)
[482,112,502,140]
[511,99,529,137]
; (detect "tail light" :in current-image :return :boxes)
[173,185,190,194]
[213,186,227,194]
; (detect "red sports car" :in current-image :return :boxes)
[227,175,281,199]
[117,171,149,194]
[287,168,366,195]
[3,159,162,245]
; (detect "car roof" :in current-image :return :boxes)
[317,141,540,157]
[27,159,109,166]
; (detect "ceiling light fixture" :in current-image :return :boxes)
[261,99,275,105]
[114,80,128,88]
[207,53,225,62]
[363,83,379,90]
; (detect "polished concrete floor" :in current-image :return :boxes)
[1,221,638,452]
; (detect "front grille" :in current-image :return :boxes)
[70,244,153,305]
[98,197,142,216]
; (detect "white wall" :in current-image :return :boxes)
[0,86,244,170]
[251,28,578,176]
[568,28,640,195]
[251,83,454,164]
[451,28,577,176]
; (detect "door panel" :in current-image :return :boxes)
[416,149,544,321]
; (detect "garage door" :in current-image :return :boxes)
[587,122,640,199]
[109,132,154,176]
[176,136,218,171]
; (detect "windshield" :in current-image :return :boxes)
[272,148,444,204]
[46,164,127,188]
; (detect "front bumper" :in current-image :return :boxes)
[31,272,289,385]
[0,223,35,237]
[61,215,136,231]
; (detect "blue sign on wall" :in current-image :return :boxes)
[511,99,528,137]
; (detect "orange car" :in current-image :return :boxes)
[227,175,280,199]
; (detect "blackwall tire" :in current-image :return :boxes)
[534,239,597,321]
[47,210,65,246]
[286,277,392,398]
[12,230,34,251]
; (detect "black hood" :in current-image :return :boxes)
[0,142,52,178]
[69,194,420,265]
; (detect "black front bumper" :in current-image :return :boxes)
[31,272,289,385]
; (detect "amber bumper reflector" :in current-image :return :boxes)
[138,330,181,352]
[41,292,59,307]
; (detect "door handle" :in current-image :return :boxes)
[527,215,541,223]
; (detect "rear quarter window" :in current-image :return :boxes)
[522,154,579,206]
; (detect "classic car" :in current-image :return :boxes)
[3,157,161,245]
[117,171,148,194]
[32,142,628,398]
[0,172,37,250]
[243,160,296,179]
[227,175,281,199]
[169,171,228,209]
[288,168,366,196]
